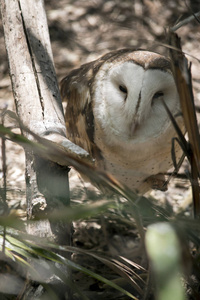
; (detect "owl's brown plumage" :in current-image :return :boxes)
[61,49,184,193]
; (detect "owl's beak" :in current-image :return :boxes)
[130,121,139,135]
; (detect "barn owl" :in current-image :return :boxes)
[61,49,184,194]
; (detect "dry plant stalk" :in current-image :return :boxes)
[168,31,200,217]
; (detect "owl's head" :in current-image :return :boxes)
[92,50,181,147]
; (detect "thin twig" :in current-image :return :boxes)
[0,106,8,253]
[170,11,200,32]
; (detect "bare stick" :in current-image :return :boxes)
[170,11,200,32]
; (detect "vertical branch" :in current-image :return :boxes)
[168,31,200,217]
[0,0,71,245]
[1,0,72,295]
[1,108,8,254]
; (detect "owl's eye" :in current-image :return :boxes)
[152,91,164,100]
[119,85,127,94]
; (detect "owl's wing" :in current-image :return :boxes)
[60,61,102,161]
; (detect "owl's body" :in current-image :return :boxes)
[61,49,184,193]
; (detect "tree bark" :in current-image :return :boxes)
[1,0,66,134]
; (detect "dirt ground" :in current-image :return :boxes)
[0,0,200,299]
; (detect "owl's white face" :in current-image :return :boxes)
[93,54,181,148]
